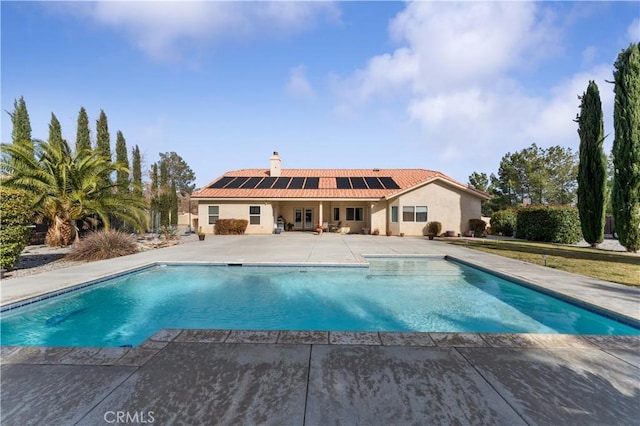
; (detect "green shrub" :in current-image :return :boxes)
[468,219,487,234]
[516,206,582,244]
[158,225,178,241]
[426,221,442,236]
[66,230,138,261]
[491,210,517,236]
[0,187,32,269]
[214,219,249,235]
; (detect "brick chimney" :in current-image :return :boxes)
[269,151,281,177]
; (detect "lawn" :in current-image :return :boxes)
[443,238,640,286]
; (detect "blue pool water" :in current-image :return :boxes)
[1,259,638,347]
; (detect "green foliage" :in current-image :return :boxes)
[426,221,442,236]
[612,43,640,252]
[158,225,178,241]
[158,152,196,194]
[9,97,33,156]
[132,145,143,198]
[115,130,130,192]
[467,172,492,215]
[95,110,111,160]
[576,80,607,247]
[486,143,577,210]
[490,209,517,236]
[0,188,32,269]
[48,113,64,145]
[76,107,92,153]
[214,219,249,235]
[1,138,148,247]
[516,206,582,244]
[468,219,487,234]
[66,230,138,261]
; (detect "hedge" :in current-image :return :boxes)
[426,221,442,236]
[214,219,248,235]
[0,187,33,269]
[515,206,582,244]
[490,209,517,236]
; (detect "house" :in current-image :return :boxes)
[191,152,490,236]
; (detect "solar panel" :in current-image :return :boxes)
[209,176,233,188]
[288,177,305,189]
[256,177,277,189]
[241,177,263,189]
[304,177,319,189]
[379,177,400,189]
[350,177,367,189]
[364,177,384,189]
[272,177,292,189]
[336,177,351,189]
[224,177,250,189]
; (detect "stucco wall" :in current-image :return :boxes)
[197,201,274,235]
[394,181,482,235]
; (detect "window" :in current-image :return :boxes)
[333,207,340,222]
[346,207,363,221]
[401,206,428,222]
[249,206,260,225]
[208,206,219,225]
[416,206,428,222]
[391,206,398,223]
[402,206,415,222]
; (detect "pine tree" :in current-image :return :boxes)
[132,145,143,198]
[576,81,606,247]
[611,43,640,252]
[115,131,130,192]
[9,97,33,160]
[76,107,91,153]
[48,113,64,145]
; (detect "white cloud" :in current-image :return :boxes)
[334,2,559,103]
[628,18,640,42]
[67,1,340,61]
[285,65,315,100]
[331,1,619,175]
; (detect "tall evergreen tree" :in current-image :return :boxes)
[9,97,34,160]
[611,43,640,252]
[576,81,606,247]
[132,145,143,198]
[75,107,91,153]
[95,110,111,161]
[95,110,112,186]
[115,131,130,192]
[48,113,64,145]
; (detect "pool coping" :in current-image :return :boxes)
[2,329,639,367]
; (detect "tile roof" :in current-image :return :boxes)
[192,169,490,200]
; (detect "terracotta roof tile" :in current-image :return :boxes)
[193,168,490,200]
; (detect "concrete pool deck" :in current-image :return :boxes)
[1,233,639,424]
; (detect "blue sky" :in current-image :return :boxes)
[2,1,638,188]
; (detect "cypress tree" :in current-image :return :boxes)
[95,110,111,161]
[132,145,143,198]
[48,113,64,145]
[76,107,91,153]
[576,81,606,247]
[611,43,640,252]
[9,97,34,160]
[115,130,130,192]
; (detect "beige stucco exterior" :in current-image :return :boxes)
[195,178,484,236]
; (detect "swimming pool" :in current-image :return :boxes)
[1,258,638,347]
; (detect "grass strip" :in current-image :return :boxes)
[444,238,640,287]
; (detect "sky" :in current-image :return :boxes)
[2,1,639,189]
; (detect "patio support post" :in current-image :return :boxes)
[319,202,323,228]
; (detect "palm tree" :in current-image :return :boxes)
[1,138,148,247]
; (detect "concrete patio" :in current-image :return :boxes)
[1,233,639,425]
